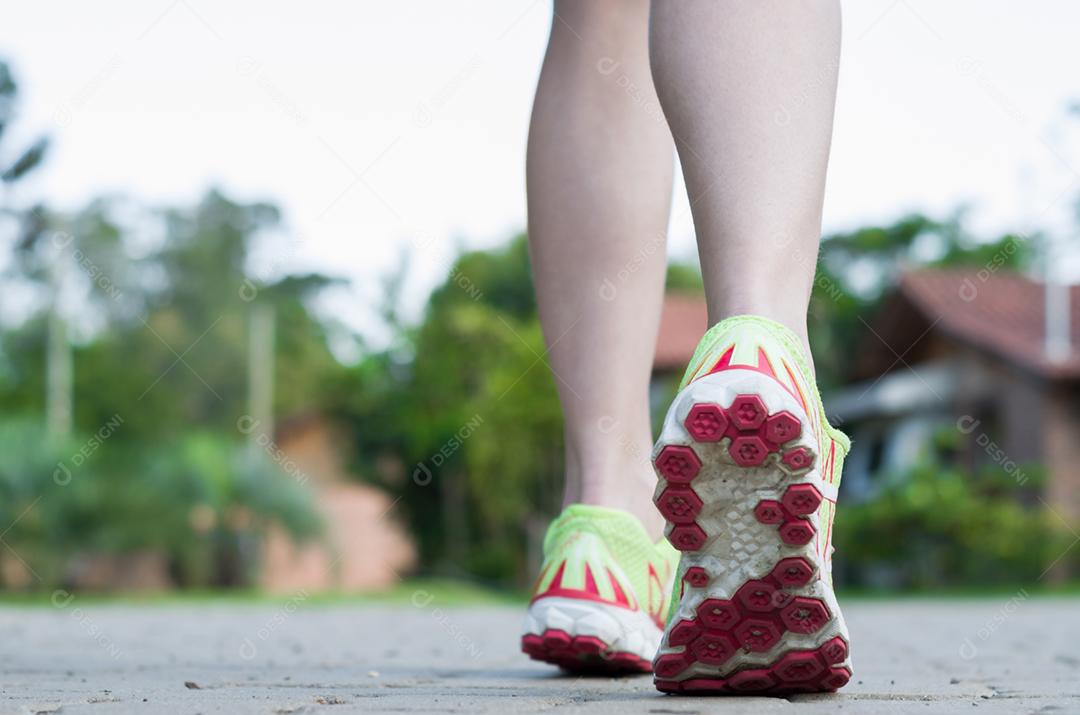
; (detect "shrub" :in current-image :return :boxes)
[833,458,1070,589]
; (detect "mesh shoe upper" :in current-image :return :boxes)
[531,504,679,628]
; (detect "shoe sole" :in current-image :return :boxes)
[522,596,658,674]
[650,369,852,694]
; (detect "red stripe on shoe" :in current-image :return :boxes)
[530,560,640,613]
[647,563,666,629]
[584,563,599,596]
[607,568,633,609]
[782,358,811,419]
[705,346,803,408]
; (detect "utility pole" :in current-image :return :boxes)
[46,237,72,437]
[247,302,275,450]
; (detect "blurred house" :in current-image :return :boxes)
[651,294,709,420]
[651,275,1080,525]
[259,414,416,593]
[829,269,1080,522]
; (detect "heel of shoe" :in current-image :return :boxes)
[522,597,658,673]
[652,372,818,555]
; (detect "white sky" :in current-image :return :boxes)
[3,0,1080,348]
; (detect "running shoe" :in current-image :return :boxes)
[522,504,679,672]
[651,315,853,694]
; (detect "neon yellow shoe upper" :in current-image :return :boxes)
[677,314,850,577]
[530,504,679,629]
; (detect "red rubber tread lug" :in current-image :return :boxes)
[734,579,778,613]
[780,597,831,635]
[728,667,777,692]
[770,557,816,587]
[656,486,703,524]
[821,666,853,690]
[683,566,709,588]
[684,403,729,442]
[763,410,801,445]
[782,446,813,471]
[654,652,693,679]
[521,633,543,654]
[733,617,783,653]
[696,598,740,631]
[668,523,707,551]
[655,677,729,693]
[819,636,849,664]
[779,519,815,546]
[774,650,826,682]
[574,635,605,655]
[728,394,768,430]
[543,629,571,649]
[689,631,737,665]
[782,483,823,516]
[655,445,702,483]
[522,629,652,673]
[729,435,769,466]
[753,499,785,524]
[667,619,702,647]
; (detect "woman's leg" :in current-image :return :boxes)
[527,0,673,537]
[649,0,841,361]
[644,2,852,694]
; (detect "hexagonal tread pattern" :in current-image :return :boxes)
[654,638,851,694]
[751,482,822,547]
[658,395,812,482]
[655,396,817,554]
[658,559,836,667]
[652,391,847,694]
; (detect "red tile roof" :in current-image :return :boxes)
[651,270,1080,380]
[654,293,708,372]
[898,268,1080,379]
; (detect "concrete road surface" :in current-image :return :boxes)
[1,595,1078,714]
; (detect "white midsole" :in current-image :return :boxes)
[523,596,662,660]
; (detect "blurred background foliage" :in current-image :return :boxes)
[0,183,330,589]
[0,58,1073,594]
[340,220,1062,589]
[833,455,1065,589]
[1,61,330,589]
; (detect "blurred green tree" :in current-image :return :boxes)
[1,184,339,589]
[341,217,1039,587]
[335,236,564,583]
[4,190,343,437]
